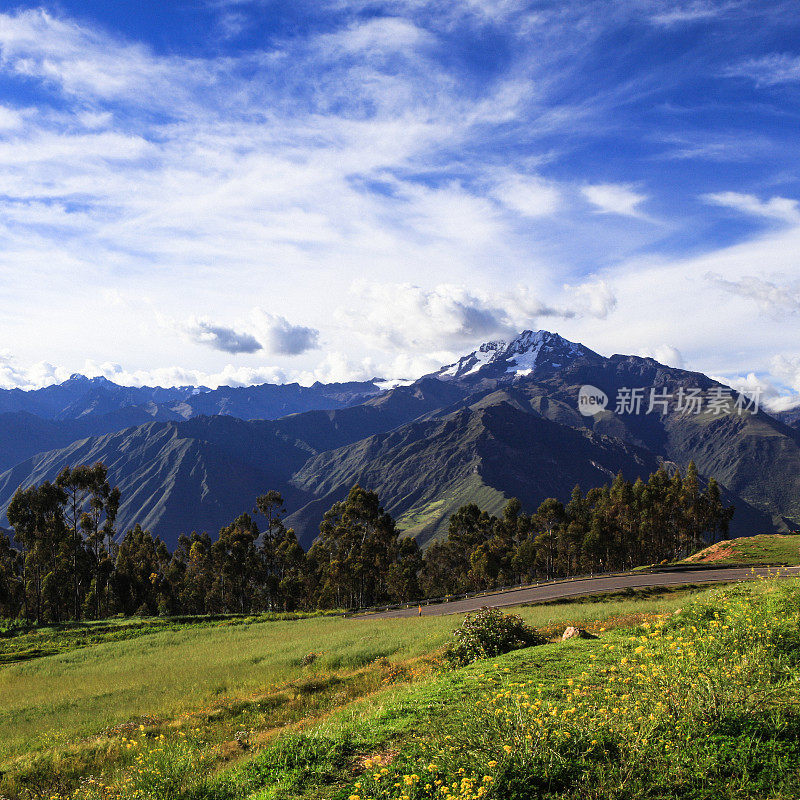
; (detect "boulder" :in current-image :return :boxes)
[561,626,597,641]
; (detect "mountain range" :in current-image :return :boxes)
[1,331,798,548]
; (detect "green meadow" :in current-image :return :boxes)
[2,580,798,799]
[0,587,702,793]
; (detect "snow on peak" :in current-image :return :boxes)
[435,330,585,380]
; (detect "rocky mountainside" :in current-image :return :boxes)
[0,331,797,548]
[431,330,600,383]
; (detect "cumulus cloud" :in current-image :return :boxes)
[702,192,800,224]
[0,353,289,390]
[769,354,800,398]
[296,348,465,385]
[563,279,618,319]
[83,362,288,390]
[181,317,263,354]
[709,370,792,412]
[0,352,70,390]
[336,279,618,354]
[337,282,508,351]
[705,273,800,316]
[297,351,379,384]
[638,344,685,369]
[581,184,649,218]
[250,310,320,356]
[177,310,319,356]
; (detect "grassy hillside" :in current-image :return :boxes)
[3,578,798,800]
[0,588,706,797]
[681,533,800,565]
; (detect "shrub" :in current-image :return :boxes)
[445,607,544,667]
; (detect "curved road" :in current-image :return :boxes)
[363,566,800,619]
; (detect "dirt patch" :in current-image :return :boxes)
[356,749,399,770]
[684,542,737,563]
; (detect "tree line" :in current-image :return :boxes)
[0,462,733,621]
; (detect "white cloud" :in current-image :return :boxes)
[0,352,69,390]
[297,351,379,384]
[723,53,800,87]
[249,310,320,355]
[638,344,685,368]
[581,183,649,218]
[0,106,23,130]
[176,310,319,355]
[337,282,508,351]
[705,274,800,316]
[710,370,792,412]
[336,279,618,356]
[389,180,505,245]
[563,279,618,319]
[315,17,435,57]
[88,362,289,390]
[492,174,562,218]
[655,132,775,163]
[180,317,263,354]
[649,1,727,26]
[0,9,209,109]
[702,192,800,224]
[0,353,289,390]
[770,354,800,396]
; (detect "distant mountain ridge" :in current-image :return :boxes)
[0,373,383,421]
[1,330,798,548]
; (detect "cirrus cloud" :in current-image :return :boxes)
[702,192,800,224]
[705,273,800,316]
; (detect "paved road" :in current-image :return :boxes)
[362,566,800,619]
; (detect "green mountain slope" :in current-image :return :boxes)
[286,397,778,546]
[287,402,663,546]
[0,420,314,542]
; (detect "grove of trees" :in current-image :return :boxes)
[0,462,733,621]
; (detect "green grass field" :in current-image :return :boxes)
[680,533,800,565]
[0,587,705,797]
[2,580,798,800]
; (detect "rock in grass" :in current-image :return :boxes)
[561,626,597,641]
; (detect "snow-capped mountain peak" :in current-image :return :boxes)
[434,330,591,382]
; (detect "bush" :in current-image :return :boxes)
[445,607,544,667]
[0,618,32,637]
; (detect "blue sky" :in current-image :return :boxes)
[0,0,799,407]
